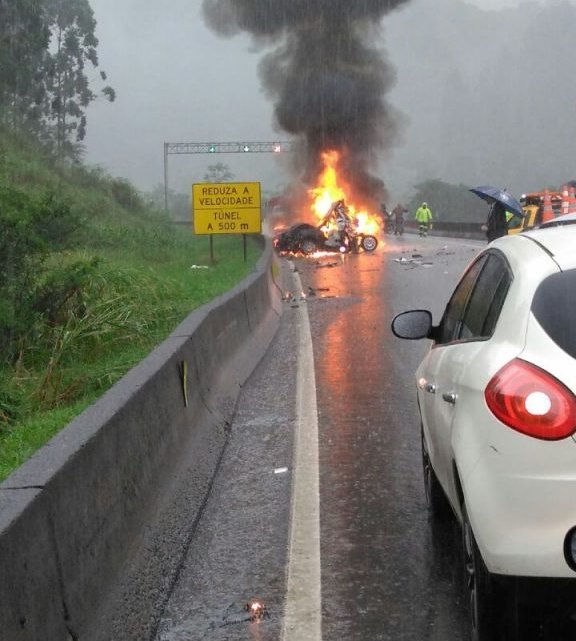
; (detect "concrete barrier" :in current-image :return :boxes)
[403,220,486,240]
[0,239,283,641]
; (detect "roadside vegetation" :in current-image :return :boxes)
[0,3,262,482]
[0,128,261,481]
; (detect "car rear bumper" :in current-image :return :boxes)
[464,443,576,578]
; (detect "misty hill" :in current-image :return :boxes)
[382,0,576,200]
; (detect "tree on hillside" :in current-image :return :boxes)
[0,0,115,157]
[147,184,191,220]
[408,179,487,223]
[203,162,234,183]
[0,0,49,131]
[42,0,115,158]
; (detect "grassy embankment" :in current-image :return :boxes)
[0,130,261,482]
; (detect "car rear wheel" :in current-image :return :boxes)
[361,235,378,252]
[299,238,317,255]
[421,427,451,521]
[462,505,504,641]
[462,505,536,641]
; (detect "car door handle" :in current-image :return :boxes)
[425,383,436,394]
[442,392,457,405]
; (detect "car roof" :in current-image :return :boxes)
[517,224,576,269]
[538,212,576,228]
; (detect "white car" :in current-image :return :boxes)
[538,212,576,228]
[392,227,576,640]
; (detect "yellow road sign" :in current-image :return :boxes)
[192,182,262,234]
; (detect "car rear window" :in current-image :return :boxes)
[532,270,576,359]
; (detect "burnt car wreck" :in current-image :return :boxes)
[273,200,378,256]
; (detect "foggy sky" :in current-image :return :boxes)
[84,0,563,204]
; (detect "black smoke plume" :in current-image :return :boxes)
[202,0,411,208]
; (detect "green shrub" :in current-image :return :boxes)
[0,128,263,480]
[0,185,84,362]
[109,177,145,211]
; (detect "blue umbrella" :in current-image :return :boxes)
[470,185,525,218]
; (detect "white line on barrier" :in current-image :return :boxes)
[281,269,322,641]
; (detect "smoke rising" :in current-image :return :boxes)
[202,0,411,206]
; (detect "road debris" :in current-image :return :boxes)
[245,599,270,622]
[217,600,271,628]
[305,286,331,297]
[283,290,307,307]
[393,256,434,268]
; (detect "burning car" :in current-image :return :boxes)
[274,199,379,255]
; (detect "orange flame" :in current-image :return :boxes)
[308,150,380,236]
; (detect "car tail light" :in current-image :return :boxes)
[485,358,576,440]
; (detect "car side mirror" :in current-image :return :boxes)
[391,310,434,340]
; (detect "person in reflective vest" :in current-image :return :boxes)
[415,202,433,237]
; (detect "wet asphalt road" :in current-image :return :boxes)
[301,235,476,641]
[154,234,486,641]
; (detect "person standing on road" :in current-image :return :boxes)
[380,202,393,234]
[392,203,407,235]
[483,201,508,242]
[415,202,433,237]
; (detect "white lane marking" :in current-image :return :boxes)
[281,270,322,641]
